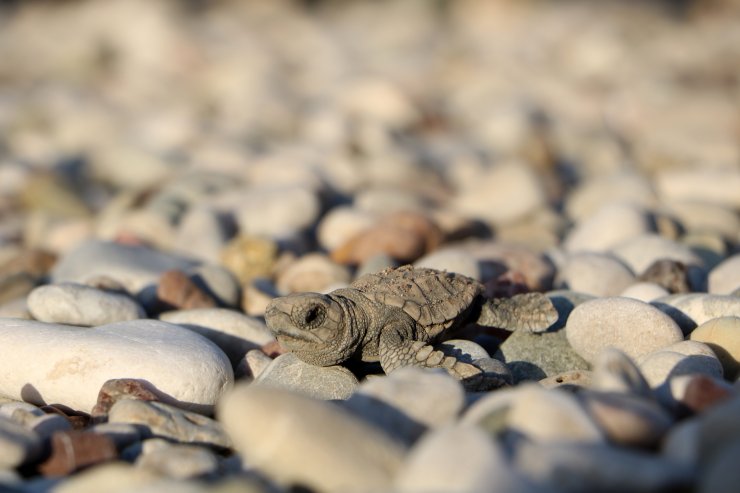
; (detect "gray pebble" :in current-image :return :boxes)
[255,352,358,400]
[135,439,220,479]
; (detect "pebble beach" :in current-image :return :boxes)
[1,0,740,492]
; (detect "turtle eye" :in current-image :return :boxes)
[301,304,325,328]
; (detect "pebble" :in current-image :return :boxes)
[316,206,376,252]
[0,415,42,468]
[274,253,350,294]
[638,344,724,389]
[653,293,740,333]
[515,441,693,493]
[331,211,442,265]
[27,282,145,326]
[108,400,231,450]
[48,462,162,493]
[0,318,233,414]
[235,349,273,380]
[577,390,673,447]
[38,430,117,477]
[234,185,321,239]
[219,235,278,286]
[90,378,161,419]
[187,263,246,309]
[554,252,635,297]
[414,249,482,280]
[135,439,220,479]
[610,233,702,276]
[590,347,652,398]
[155,270,218,311]
[668,374,733,414]
[539,370,592,390]
[217,384,405,493]
[495,325,590,382]
[689,316,740,379]
[639,258,693,293]
[655,168,740,209]
[160,308,275,366]
[341,367,465,446]
[565,296,683,363]
[395,424,538,493]
[564,173,657,222]
[254,352,358,400]
[51,240,197,294]
[506,384,605,443]
[619,282,670,302]
[563,202,651,253]
[708,254,740,295]
[173,207,229,264]
[462,241,556,291]
[452,162,546,225]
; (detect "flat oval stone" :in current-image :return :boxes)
[255,352,358,400]
[709,254,740,295]
[160,308,275,365]
[217,384,404,493]
[28,282,146,326]
[0,318,233,414]
[690,316,740,379]
[52,240,197,294]
[566,297,683,363]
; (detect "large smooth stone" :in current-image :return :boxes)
[27,282,146,326]
[160,308,275,365]
[0,318,233,414]
[52,240,197,294]
[565,297,683,363]
[217,384,404,493]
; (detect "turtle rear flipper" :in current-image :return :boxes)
[477,292,557,333]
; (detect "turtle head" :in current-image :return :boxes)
[265,292,354,366]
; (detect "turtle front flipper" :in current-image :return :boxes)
[377,325,487,389]
[477,292,558,333]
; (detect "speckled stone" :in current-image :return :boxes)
[565,297,683,363]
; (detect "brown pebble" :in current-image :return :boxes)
[38,431,117,476]
[156,269,217,311]
[682,374,732,414]
[332,211,442,265]
[639,259,691,293]
[91,378,161,420]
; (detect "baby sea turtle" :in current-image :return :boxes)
[265,265,558,389]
